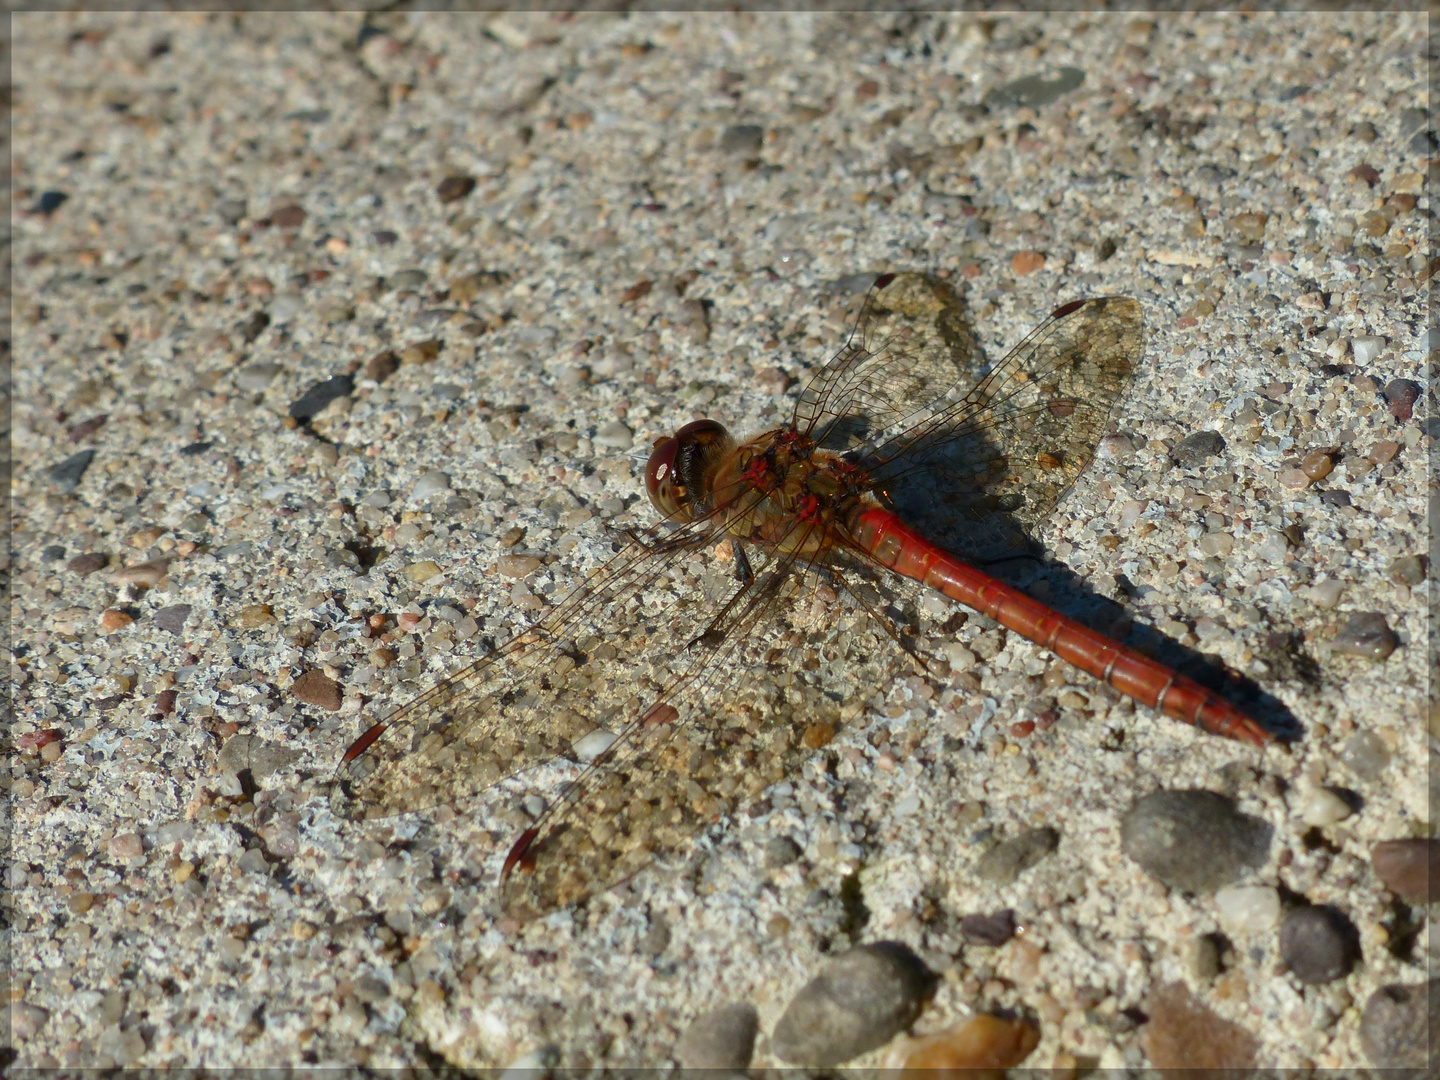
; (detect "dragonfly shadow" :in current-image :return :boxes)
[882,466,1304,744]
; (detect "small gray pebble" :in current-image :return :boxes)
[215,198,247,224]
[674,1002,758,1070]
[959,908,1017,946]
[1340,730,1392,780]
[764,835,803,870]
[641,913,671,957]
[153,604,192,633]
[236,362,283,393]
[720,124,764,157]
[215,734,300,785]
[975,827,1058,886]
[411,470,452,500]
[389,269,428,290]
[771,941,936,1066]
[1387,555,1426,586]
[594,420,634,449]
[40,544,66,563]
[1121,789,1271,894]
[1360,979,1438,1069]
[1169,431,1226,467]
[1332,612,1399,660]
[1280,906,1356,985]
[985,67,1085,109]
[353,973,390,1004]
[48,449,95,493]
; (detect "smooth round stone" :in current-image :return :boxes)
[1308,579,1344,609]
[1300,449,1334,480]
[1296,786,1352,827]
[1386,555,1426,586]
[975,827,1059,886]
[1121,789,1271,894]
[593,420,634,449]
[674,1002,758,1070]
[1341,731,1392,780]
[1331,612,1399,660]
[1279,905,1356,984]
[1360,980,1438,1068]
[1198,531,1234,556]
[1371,839,1438,903]
[572,729,617,763]
[771,942,936,1066]
[389,269,429,290]
[959,908,1017,946]
[1214,885,1280,934]
[411,470,452,500]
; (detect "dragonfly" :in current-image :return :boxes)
[334,272,1273,920]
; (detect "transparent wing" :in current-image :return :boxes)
[870,296,1142,559]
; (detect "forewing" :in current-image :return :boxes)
[333,523,717,819]
[793,273,978,452]
[872,296,1143,560]
[501,521,856,919]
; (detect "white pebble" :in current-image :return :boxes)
[411,470,452,499]
[572,729,618,763]
[894,794,922,818]
[1296,786,1352,827]
[1350,335,1386,365]
[943,643,978,671]
[594,420,634,449]
[522,794,547,819]
[1308,579,1343,609]
[1214,885,1280,934]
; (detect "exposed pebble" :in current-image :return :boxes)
[235,362,282,393]
[720,124,764,156]
[1214,885,1280,934]
[288,375,354,422]
[1331,612,1398,660]
[771,942,936,1066]
[400,338,441,364]
[411,470,452,500]
[959,908,1016,946]
[497,554,542,578]
[1300,449,1334,480]
[1371,839,1437,903]
[1141,982,1258,1070]
[1340,730,1392,780]
[1279,905,1356,984]
[1011,250,1046,275]
[233,604,276,629]
[1383,378,1420,422]
[215,735,301,784]
[1120,789,1270,894]
[1308,579,1344,609]
[1350,334,1385,364]
[290,670,342,711]
[883,1015,1039,1075]
[271,203,305,228]
[436,175,476,204]
[100,609,134,633]
[974,827,1058,885]
[107,832,144,860]
[1296,786,1351,827]
[763,835,803,870]
[1386,554,1426,586]
[365,350,399,383]
[674,1002,758,1070]
[1368,439,1401,466]
[66,552,108,576]
[1359,980,1437,1069]
[594,420,634,449]
[404,559,443,582]
[153,604,192,633]
[1169,431,1225,467]
[49,449,95,493]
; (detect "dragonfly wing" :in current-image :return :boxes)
[333,523,715,819]
[793,273,980,452]
[869,296,1143,561]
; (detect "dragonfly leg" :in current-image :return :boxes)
[692,544,757,650]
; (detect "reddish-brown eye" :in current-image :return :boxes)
[646,435,682,518]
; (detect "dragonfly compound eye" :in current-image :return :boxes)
[645,419,732,522]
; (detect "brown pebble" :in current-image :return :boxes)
[1348,164,1382,187]
[396,611,422,632]
[1371,839,1437,903]
[153,689,177,717]
[271,204,306,228]
[67,552,108,576]
[365,350,399,383]
[802,721,836,749]
[886,1015,1040,1077]
[1277,466,1310,491]
[111,560,169,587]
[1300,450,1334,480]
[496,554,542,578]
[1368,440,1401,465]
[400,339,442,365]
[100,609,134,633]
[1141,981,1258,1069]
[1230,212,1268,241]
[130,526,164,548]
[621,279,653,303]
[67,892,96,914]
[436,175,476,204]
[291,669,342,711]
[233,604,276,629]
[108,833,143,860]
[1011,250,1046,275]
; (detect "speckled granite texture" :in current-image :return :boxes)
[9,10,1432,1071]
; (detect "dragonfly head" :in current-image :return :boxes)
[646,418,733,522]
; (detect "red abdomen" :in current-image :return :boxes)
[850,508,1272,746]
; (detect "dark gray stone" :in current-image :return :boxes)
[771,942,936,1066]
[959,908,1017,946]
[1121,789,1271,894]
[1279,906,1356,984]
[1169,430,1226,467]
[1360,979,1437,1069]
[1332,612,1399,660]
[674,1002,758,1070]
[288,374,354,422]
[49,449,95,493]
[153,604,192,633]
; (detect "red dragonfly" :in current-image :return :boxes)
[336,272,1272,919]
